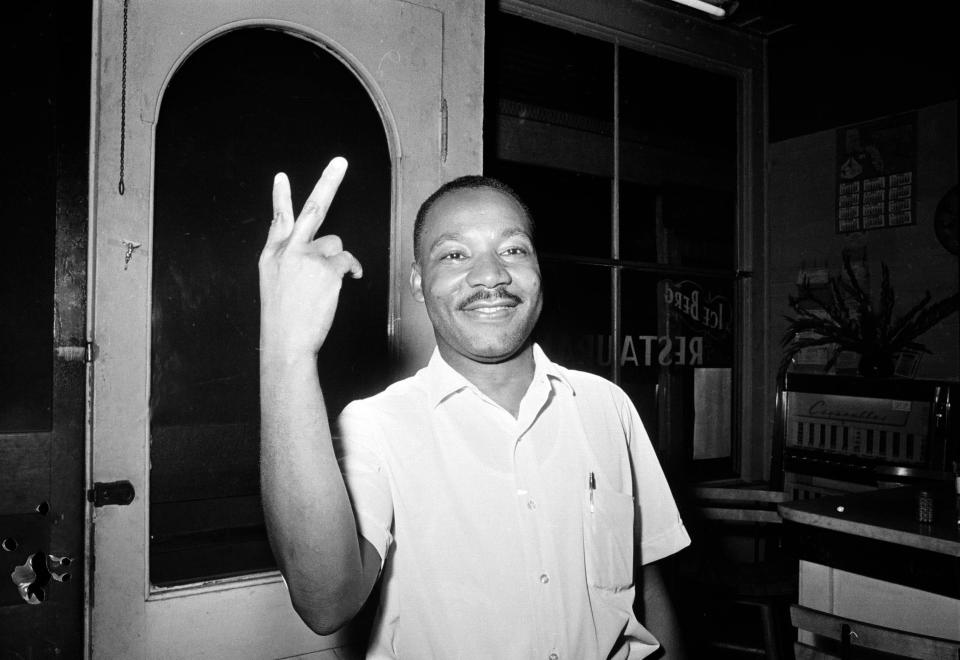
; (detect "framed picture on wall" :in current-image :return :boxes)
[835,112,917,233]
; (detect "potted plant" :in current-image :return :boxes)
[780,252,959,381]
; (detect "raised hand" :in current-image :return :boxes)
[259,157,363,359]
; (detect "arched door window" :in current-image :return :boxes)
[149,28,391,586]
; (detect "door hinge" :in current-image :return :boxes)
[54,341,95,363]
[87,480,135,507]
[440,97,448,163]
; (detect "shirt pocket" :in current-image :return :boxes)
[582,485,635,591]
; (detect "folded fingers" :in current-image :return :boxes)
[328,250,363,280]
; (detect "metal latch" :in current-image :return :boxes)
[87,481,135,507]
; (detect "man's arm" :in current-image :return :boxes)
[259,157,379,635]
[640,561,686,659]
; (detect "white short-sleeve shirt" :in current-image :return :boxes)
[336,344,690,660]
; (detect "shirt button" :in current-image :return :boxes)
[527,500,537,510]
[548,653,559,660]
[539,573,550,584]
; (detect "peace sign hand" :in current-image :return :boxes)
[259,157,363,359]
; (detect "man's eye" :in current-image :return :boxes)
[440,251,466,261]
[502,246,529,256]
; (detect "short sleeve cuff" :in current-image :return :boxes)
[640,520,691,565]
[356,510,393,570]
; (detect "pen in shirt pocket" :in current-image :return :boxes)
[588,471,596,513]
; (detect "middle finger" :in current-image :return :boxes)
[290,157,348,244]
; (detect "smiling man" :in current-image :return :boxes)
[410,179,543,415]
[259,158,690,660]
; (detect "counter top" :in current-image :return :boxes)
[779,486,960,557]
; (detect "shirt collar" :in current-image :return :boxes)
[421,343,575,409]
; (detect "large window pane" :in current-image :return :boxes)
[149,28,391,585]
[618,44,738,477]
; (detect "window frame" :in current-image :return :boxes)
[494,0,767,482]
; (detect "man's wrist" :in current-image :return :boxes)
[259,342,319,366]
[259,314,321,364]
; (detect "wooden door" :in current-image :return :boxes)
[0,2,90,657]
[89,1,441,657]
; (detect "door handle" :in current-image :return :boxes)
[87,480,135,507]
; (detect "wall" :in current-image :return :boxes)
[767,101,959,390]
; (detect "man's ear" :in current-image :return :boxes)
[409,261,424,302]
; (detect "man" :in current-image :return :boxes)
[259,157,690,659]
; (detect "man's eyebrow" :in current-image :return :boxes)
[501,227,532,241]
[427,232,464,254]
[427,227,533,254]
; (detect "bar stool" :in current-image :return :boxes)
[675,485,796,659]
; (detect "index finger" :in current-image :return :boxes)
[265,172,294,246]
[290,157,348,244]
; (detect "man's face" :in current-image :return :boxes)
[410,187,542,365]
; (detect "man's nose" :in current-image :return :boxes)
[466,252,511,288]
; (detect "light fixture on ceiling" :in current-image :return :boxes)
[667,0,728,18]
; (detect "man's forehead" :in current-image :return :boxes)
[425,186,531,232]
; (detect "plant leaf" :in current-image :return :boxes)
[886,290,934,345]
[888,292,959,351]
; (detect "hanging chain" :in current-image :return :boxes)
[118,0,129,195]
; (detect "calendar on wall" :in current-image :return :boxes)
[836,112,917,233]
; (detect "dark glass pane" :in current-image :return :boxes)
[486,161,612,258]
[621,270,735,475]
[486,13,614,259]
[657,184,736,270]
[0,6,56,432]
[534,260,611,378]
[618,46,737,269]
[490,13,613,122]
[619,47,736,156]
[619,181,658,264]
[150,28,391,585]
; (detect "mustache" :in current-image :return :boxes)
[458,286,522,310]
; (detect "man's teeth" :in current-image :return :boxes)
[471,304,512,312]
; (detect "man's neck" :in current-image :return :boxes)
[438,343,536,418]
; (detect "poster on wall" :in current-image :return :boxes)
[836,112,917,233]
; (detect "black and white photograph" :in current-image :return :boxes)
[2,1,958,658]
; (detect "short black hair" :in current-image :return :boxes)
[413,175,534,262]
